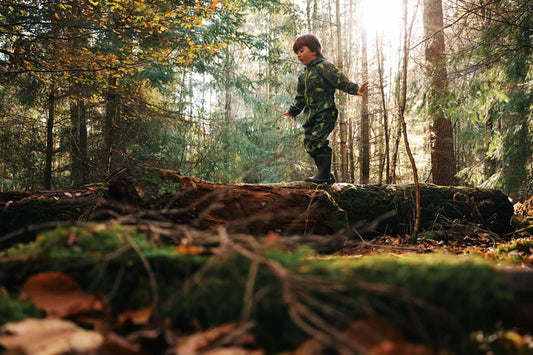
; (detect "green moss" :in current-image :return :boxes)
[0,224,519,353]
[326,183,513,236]
[494,239,533,263]
[129,167,181,196]
[158,180,181,196]
[0,289,43,326]
[496,239,533,254]
[4,224,176,259]
[314,254,515,331]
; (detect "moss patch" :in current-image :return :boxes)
[0,224,519,353]
[0,289,43,326]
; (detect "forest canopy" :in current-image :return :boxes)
[0,0,531,199]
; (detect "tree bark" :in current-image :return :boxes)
[376,34,391,184]
[391,124,402,183]
[348,114,356,183]
[44,86,55,190]
[335,0,348,182]
[1,167,514,251]
[423,0,456,185]
[394,0,421,236]
[70,98,89,186]
[103,76,118,176]
[359,26,370,184]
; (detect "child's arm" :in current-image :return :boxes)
[286,75,305,117]
[320,62,362,96]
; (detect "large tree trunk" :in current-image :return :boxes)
[423,0,456,185]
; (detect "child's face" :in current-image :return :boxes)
[296,46,318,66]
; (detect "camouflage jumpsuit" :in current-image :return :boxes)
[288,55,360,157]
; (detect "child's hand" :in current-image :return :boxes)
[283,112,297,121]
[357,81,369,97]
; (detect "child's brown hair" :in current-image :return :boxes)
[293,34,322,55]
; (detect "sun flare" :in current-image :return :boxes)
[362,0,404,38]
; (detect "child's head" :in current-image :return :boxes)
[293,34,322,55]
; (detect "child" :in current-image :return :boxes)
[284,34,368,184]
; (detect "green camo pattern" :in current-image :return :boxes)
[288,56,359,156]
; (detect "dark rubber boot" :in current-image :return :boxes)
[305,154,335,184]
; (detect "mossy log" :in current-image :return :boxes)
[106,166,345,235]
[1,166,514,250]
[104,166,514,236]
[329,183,514,235]
[0,188,101,249]
[0,224,526,353]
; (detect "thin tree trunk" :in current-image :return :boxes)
[359,26,369,184]
[332,131,338,179]
[483,115,496,179]
[391,124,402,183]
[335,0,348,182]
[399,0,421,237]
[70,98,89,186]
[423,0,455,185]
[376,34,391,184]
[348,114,355,183]
[44,85,55,189]
[103,76,117,176]
[347,0,356,183]
[391,30,404,184]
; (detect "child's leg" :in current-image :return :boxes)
[303,110,337,183]
[303,109,337,157]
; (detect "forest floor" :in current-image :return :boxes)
[327,201,533,355]
[0,179,532,355]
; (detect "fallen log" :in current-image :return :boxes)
[0,223,530,353]
[0,166,514,251]
[103,166,513,236]
[0,221,532,353]
[105,166,345,235]
[329,183,514,235]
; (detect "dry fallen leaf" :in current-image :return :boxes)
[370,340,438,355]
[173,323,240,355]
[293,338,324,355]
[19,271,102,318]
[342,316,405,352]
[175,244,206,255]
[341,317,438,355]
[171,322,257,355]
[0,318,103,355]
[117,306,153,326]
[263,230,282,247]
[203,348,264,355]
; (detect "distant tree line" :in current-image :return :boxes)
[0,0,531,200]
